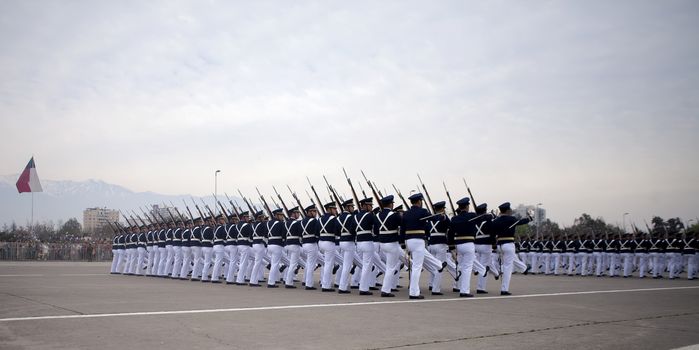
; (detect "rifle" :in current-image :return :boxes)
[138,207,155,224]
[224,193,241,217]
[169,201,188,222]
[417,173,435,214]
[373,181,383,198]
[270,197,281,210]
[442,181,457,217]
[392,184,409,208]
[324,175,343,209]
[307,177,326,215]
[256,187,274,218]
[199,198,217,221]
[342,168,361,207]
[153,206,171,225]
[287,185,306,218]
[181,199,196,222]
[237,189,257,216]
[462,178,478,208]
[105,220,117,234]
[212,195,230,221]
[190,197,207,221]
[272,186,290,217]
[360,170,382,203]
[358,182,368,199]
[163,205,177,224]
[133,210,149,226]
[305,189,317,210]
[118,210,132,227]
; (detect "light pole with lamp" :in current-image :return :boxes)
[622,212,629,234]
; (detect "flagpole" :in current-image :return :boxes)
[30,191,34,237]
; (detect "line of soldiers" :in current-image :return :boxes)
[109,195,534,297]
[515,231,698,280]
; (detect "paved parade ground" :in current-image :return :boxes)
[0,261,698,350]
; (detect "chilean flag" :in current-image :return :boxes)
[16,157,43,193]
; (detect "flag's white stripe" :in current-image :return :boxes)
[28,167,42,192]
[0,285,696,322]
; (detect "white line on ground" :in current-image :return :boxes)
[1,285,697,323]
[0,273,108,277]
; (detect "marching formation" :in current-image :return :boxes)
[515,231,697,280]
[107,172,697,300]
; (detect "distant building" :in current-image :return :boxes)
[83,207,119,233]
[514,204,546,225]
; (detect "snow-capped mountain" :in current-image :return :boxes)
[0,175,238,227]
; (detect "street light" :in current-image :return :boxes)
[622,212,630,234]
[215,170,221,214]
[536,203,542,239]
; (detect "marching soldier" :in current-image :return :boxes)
[301,205,321,290]
[110,229,123,274]
[145,224,156,276]
[401,193,444,299]
[475,203,498,293]
[491,202,531,295]
[189,217,204,281]
[178,219,193,280]
[224,214,240,284]
[162,221,175,277]
[235,212,253,285]
[448,197,484,297]
[136,225,147,275]
[266,209,286,288]
[376,195,401,297]
[210,214,228,283]
[355,198,379,295]
[249,211,269,287]
[284,207,303,288]
[620,233,636,278]
[337,199,358,293]
[170,220,184,278]
[637,233,652,278]
[318,202,340,292]
[427,201,451,295]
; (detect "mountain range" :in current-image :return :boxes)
[0,174,239,227]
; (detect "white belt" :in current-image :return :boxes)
[320,233,335,237]
[357,230,372,235]
[302,235,316,238]
[379,230,397,235]
[341,232,353,237]
[430,232,446,237]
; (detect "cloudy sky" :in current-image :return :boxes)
[1,1,698,226]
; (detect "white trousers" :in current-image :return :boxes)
[407,238,440,297]
[456,242,476,294]
[476,244,495,291]
[284,245,301,286]
[190,246,203,279]
[164,245,175,276]
[380,242,401,294]
[338,242,356,291]
[302,243,320,288]
[357,241,375,292]
[157,247,168,276]
[171,246,183,278]
[225,245,239,283]
[250,243,267,284]
[211,245,226,281]
[498,243,520,292]
[179,246,191,279]
[267,244,284,285]
[319,241,337,289]
[235,246,252,284]
[110,250,120,273]
[136,247,147,275]
[146,247,156,275]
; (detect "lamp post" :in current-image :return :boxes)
[536,203,542,240]
[214,170,221,214]
[622,212,629,234]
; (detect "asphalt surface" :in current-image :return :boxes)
[0,261,697,350]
